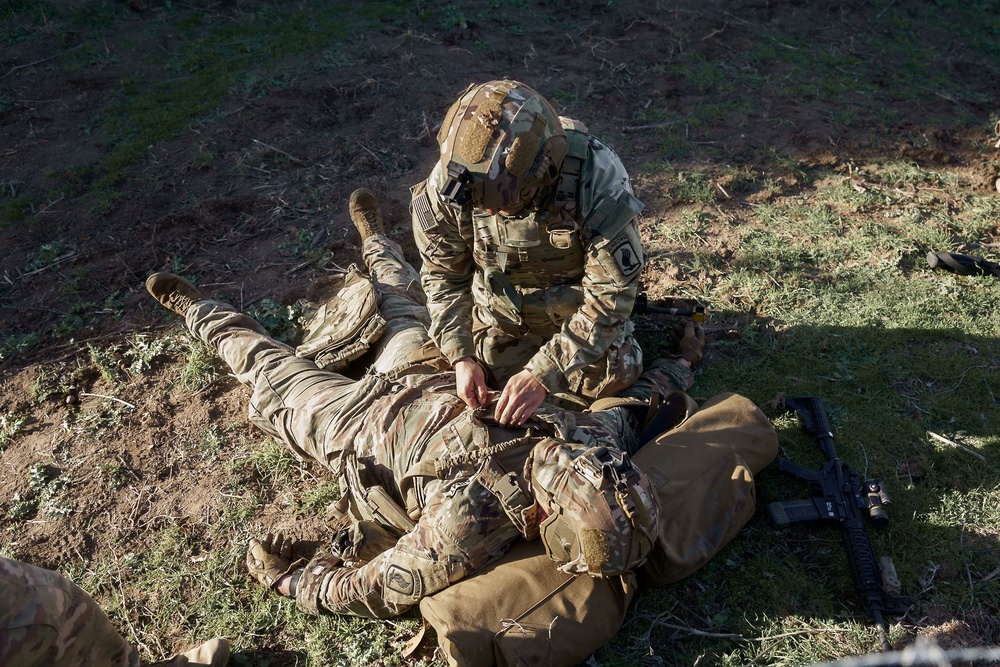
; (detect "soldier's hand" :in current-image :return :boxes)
[246,532,304,594]
[496,370,547,426]
[455,357,490,409]
[676,321,705,367]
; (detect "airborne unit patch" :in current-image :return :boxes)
[610,235,642,279]
[385,565,416,596]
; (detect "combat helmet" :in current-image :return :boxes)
[435,80,568,213]
[526,439,659,577]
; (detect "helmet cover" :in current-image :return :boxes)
[436,79,568,212]
[526,438,659,577]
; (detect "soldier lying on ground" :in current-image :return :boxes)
[144,191,703,619]
[0,556,229,667]
[408,79,662,426]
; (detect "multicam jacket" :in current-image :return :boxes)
[411,122,646,392]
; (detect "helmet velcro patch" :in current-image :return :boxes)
[582,528,611,574]
[460,96,502,164]
[506,133,540,179]
[505,115,545,178]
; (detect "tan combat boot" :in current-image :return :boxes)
[145,272,205,317]
[148,637,230,667]
[349,188,385,241]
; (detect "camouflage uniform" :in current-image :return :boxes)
[185,236,691,618]
[0,556,139,667]
[412,116,646,399]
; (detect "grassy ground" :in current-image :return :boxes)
[1,1,998,665]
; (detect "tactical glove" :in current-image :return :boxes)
[674,321,705,366]
[246,532,305,593]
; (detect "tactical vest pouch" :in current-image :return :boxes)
[632,392,779,586]
[474,268,525,335]
[497,216,541,248]
[295,266,386,372]
[418,539,636,667]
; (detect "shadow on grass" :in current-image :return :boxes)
[607,319,1000,664]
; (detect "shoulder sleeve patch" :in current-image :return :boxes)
[594,224,645,287]
[383,549,450,606]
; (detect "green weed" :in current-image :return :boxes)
[95,460,130,491]
[14,462,74,519]
[69,398,135,435]
[32,363,86,404]
[225,437,302,489]
[0,332,40,364]
[0,412,28,453]
[23,241,67,272]
[246,298,306,345]
[1,195,33,226]
[439,4,469,30]
[658,209,712,245]
[667,170,718,205]
[88,343,124,385]
[178,336,224,393]
[125,334,177,375]
[280,227,334,269]
[293,480,340,516]
[193,424,228,460]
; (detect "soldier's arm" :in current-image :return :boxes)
[411,173,477,364]
[294,476,520,618]
[621,356,696,400]
[524,214,645,392]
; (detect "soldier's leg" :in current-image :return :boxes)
[185,301,359,466]
[564,325,644,400]
[473,323,539,388]
[0,557,139,667]
[360,235,435,375]
[478,318,645,402]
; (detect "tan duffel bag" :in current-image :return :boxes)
[418,539,636,667]
[633,391,779,586]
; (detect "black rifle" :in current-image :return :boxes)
[767,396,909,651]
[634,293,710,322]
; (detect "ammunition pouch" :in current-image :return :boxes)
[336,450,416,538]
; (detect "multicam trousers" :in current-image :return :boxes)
[184,236,440,473]
[473,314,644,400]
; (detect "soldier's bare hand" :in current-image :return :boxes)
[455,357,490,409]
[496,370,547,426]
